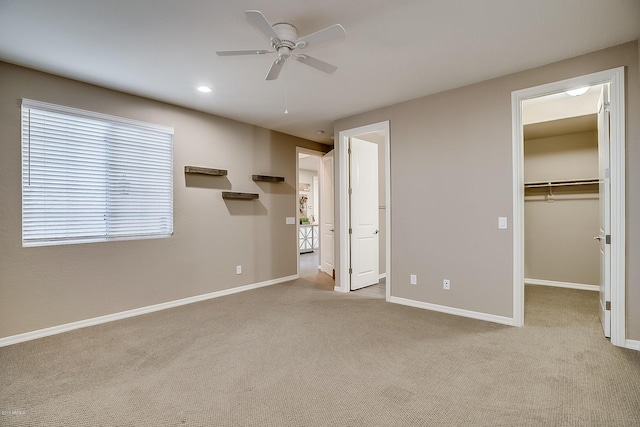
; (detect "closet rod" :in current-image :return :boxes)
[524,178,599,188]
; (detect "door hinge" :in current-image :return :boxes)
[605,168,610,179]
[604,102,611,112]
[606,235,611,245]
[348,228,352,234]
[606,301,611,311]
[348,188,352,195]
[348,147,352,155]
[349,268,352,274]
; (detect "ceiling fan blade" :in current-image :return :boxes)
[295,54,337,74]
[216,49,271,56]
[245,10,281,45]
[296,24,346,49]
[266,58,285,80]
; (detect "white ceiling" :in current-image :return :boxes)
[1,1,638,144]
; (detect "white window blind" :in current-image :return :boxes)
[21,99,174,247]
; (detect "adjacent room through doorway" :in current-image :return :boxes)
[297,151,322,277]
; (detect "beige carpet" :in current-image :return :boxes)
[1,280,639,426]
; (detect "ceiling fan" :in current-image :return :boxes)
[216,10,346,80]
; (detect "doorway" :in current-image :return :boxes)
[297,148,323,278]
[512,68,626,347]
[336,121,391,298]
[522,85,603,329]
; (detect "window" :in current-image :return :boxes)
[21,99,174,247]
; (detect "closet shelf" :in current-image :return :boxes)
[184,166,228,176]
[222,191,259,200]
[252,175,285,182]
[524,178,599,188]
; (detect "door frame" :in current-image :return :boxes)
[511,67,626,347]
[296,147,328,277]
[336,121,390,298]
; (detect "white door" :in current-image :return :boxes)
[597,85,611,338]
[320,150,335,277]
[349,138,379,290]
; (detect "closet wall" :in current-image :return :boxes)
[524,116,599,286]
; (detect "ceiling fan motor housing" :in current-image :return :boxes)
[272,23,298,58]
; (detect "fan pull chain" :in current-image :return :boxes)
[284,62,289,114]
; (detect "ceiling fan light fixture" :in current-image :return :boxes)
[197,86,212,93]
[566,86,589,96]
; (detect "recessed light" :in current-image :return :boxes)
[566,86,589,96]
[197,86,212,93]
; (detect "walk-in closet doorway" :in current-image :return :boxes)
[523,87,603,287]
[512,68,626,347]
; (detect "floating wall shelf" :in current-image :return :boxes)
[252,175,285,182]
[184,166,228,176]
[222,192,259,200]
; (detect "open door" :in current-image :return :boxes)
[349,138,379,290]
[597,85,611,338]
[320,150,335,277]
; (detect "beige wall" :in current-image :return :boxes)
[524,130,599,284]
[0,62,327,339]
[334,41,640,339]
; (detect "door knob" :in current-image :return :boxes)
[374,230,379,234]
[594,236,603,241]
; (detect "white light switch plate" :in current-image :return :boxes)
[286,217,295,225]
[498,217,508,229]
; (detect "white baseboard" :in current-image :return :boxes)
[625,339,640,351]
[388,296,516,327]
[0,275,298,348]
[378,273,386,280]
[525,278,599,292]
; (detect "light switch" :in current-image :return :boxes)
[498,217,508,230]
[286,217,295,225]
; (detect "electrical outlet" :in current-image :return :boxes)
[443,279,450,290]
[410,274,417,285]
[236,265,242,275]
